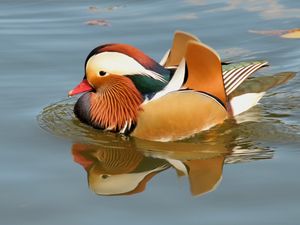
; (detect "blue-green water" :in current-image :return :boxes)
[1,0,300,224]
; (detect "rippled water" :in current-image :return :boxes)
[1,0,300,224]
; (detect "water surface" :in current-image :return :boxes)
[1,0,300,225]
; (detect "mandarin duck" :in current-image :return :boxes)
[69,31,295,142]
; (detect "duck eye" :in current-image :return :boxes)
[99,71,107,76]
[101,174,110,179]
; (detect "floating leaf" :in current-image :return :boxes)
[281,29,300,39]
[249,28,300,39]
[88,6,98,13]
[88,5,122,13]
[107,5,122,11]
[85,19,111,27]
[249,29,287,36]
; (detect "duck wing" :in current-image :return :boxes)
[160,30,200,67]
[183,40,227,107]
[148,40,226,106]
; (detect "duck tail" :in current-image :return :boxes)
[228,72,296,116]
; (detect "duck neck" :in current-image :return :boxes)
[86,76,143,133]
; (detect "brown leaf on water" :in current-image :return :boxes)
[249,29,287,36]
[88,5,122,13]
[281,29,300,39]
[107,5,122,11]
[249,28,300,39]
[85,19,111,27]
[88,6,99,13]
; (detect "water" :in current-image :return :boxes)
[1,0,300,224]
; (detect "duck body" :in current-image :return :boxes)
[69,31,295,142]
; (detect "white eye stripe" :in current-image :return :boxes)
[86,52,165,82]
[87,52,144,75]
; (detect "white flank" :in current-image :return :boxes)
[230,92,265,116]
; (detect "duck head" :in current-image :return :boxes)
[69,43,171,133]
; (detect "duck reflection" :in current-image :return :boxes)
[72,141,169,196]
[71,131,244,196]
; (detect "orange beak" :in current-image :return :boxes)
[68,79,93,96]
